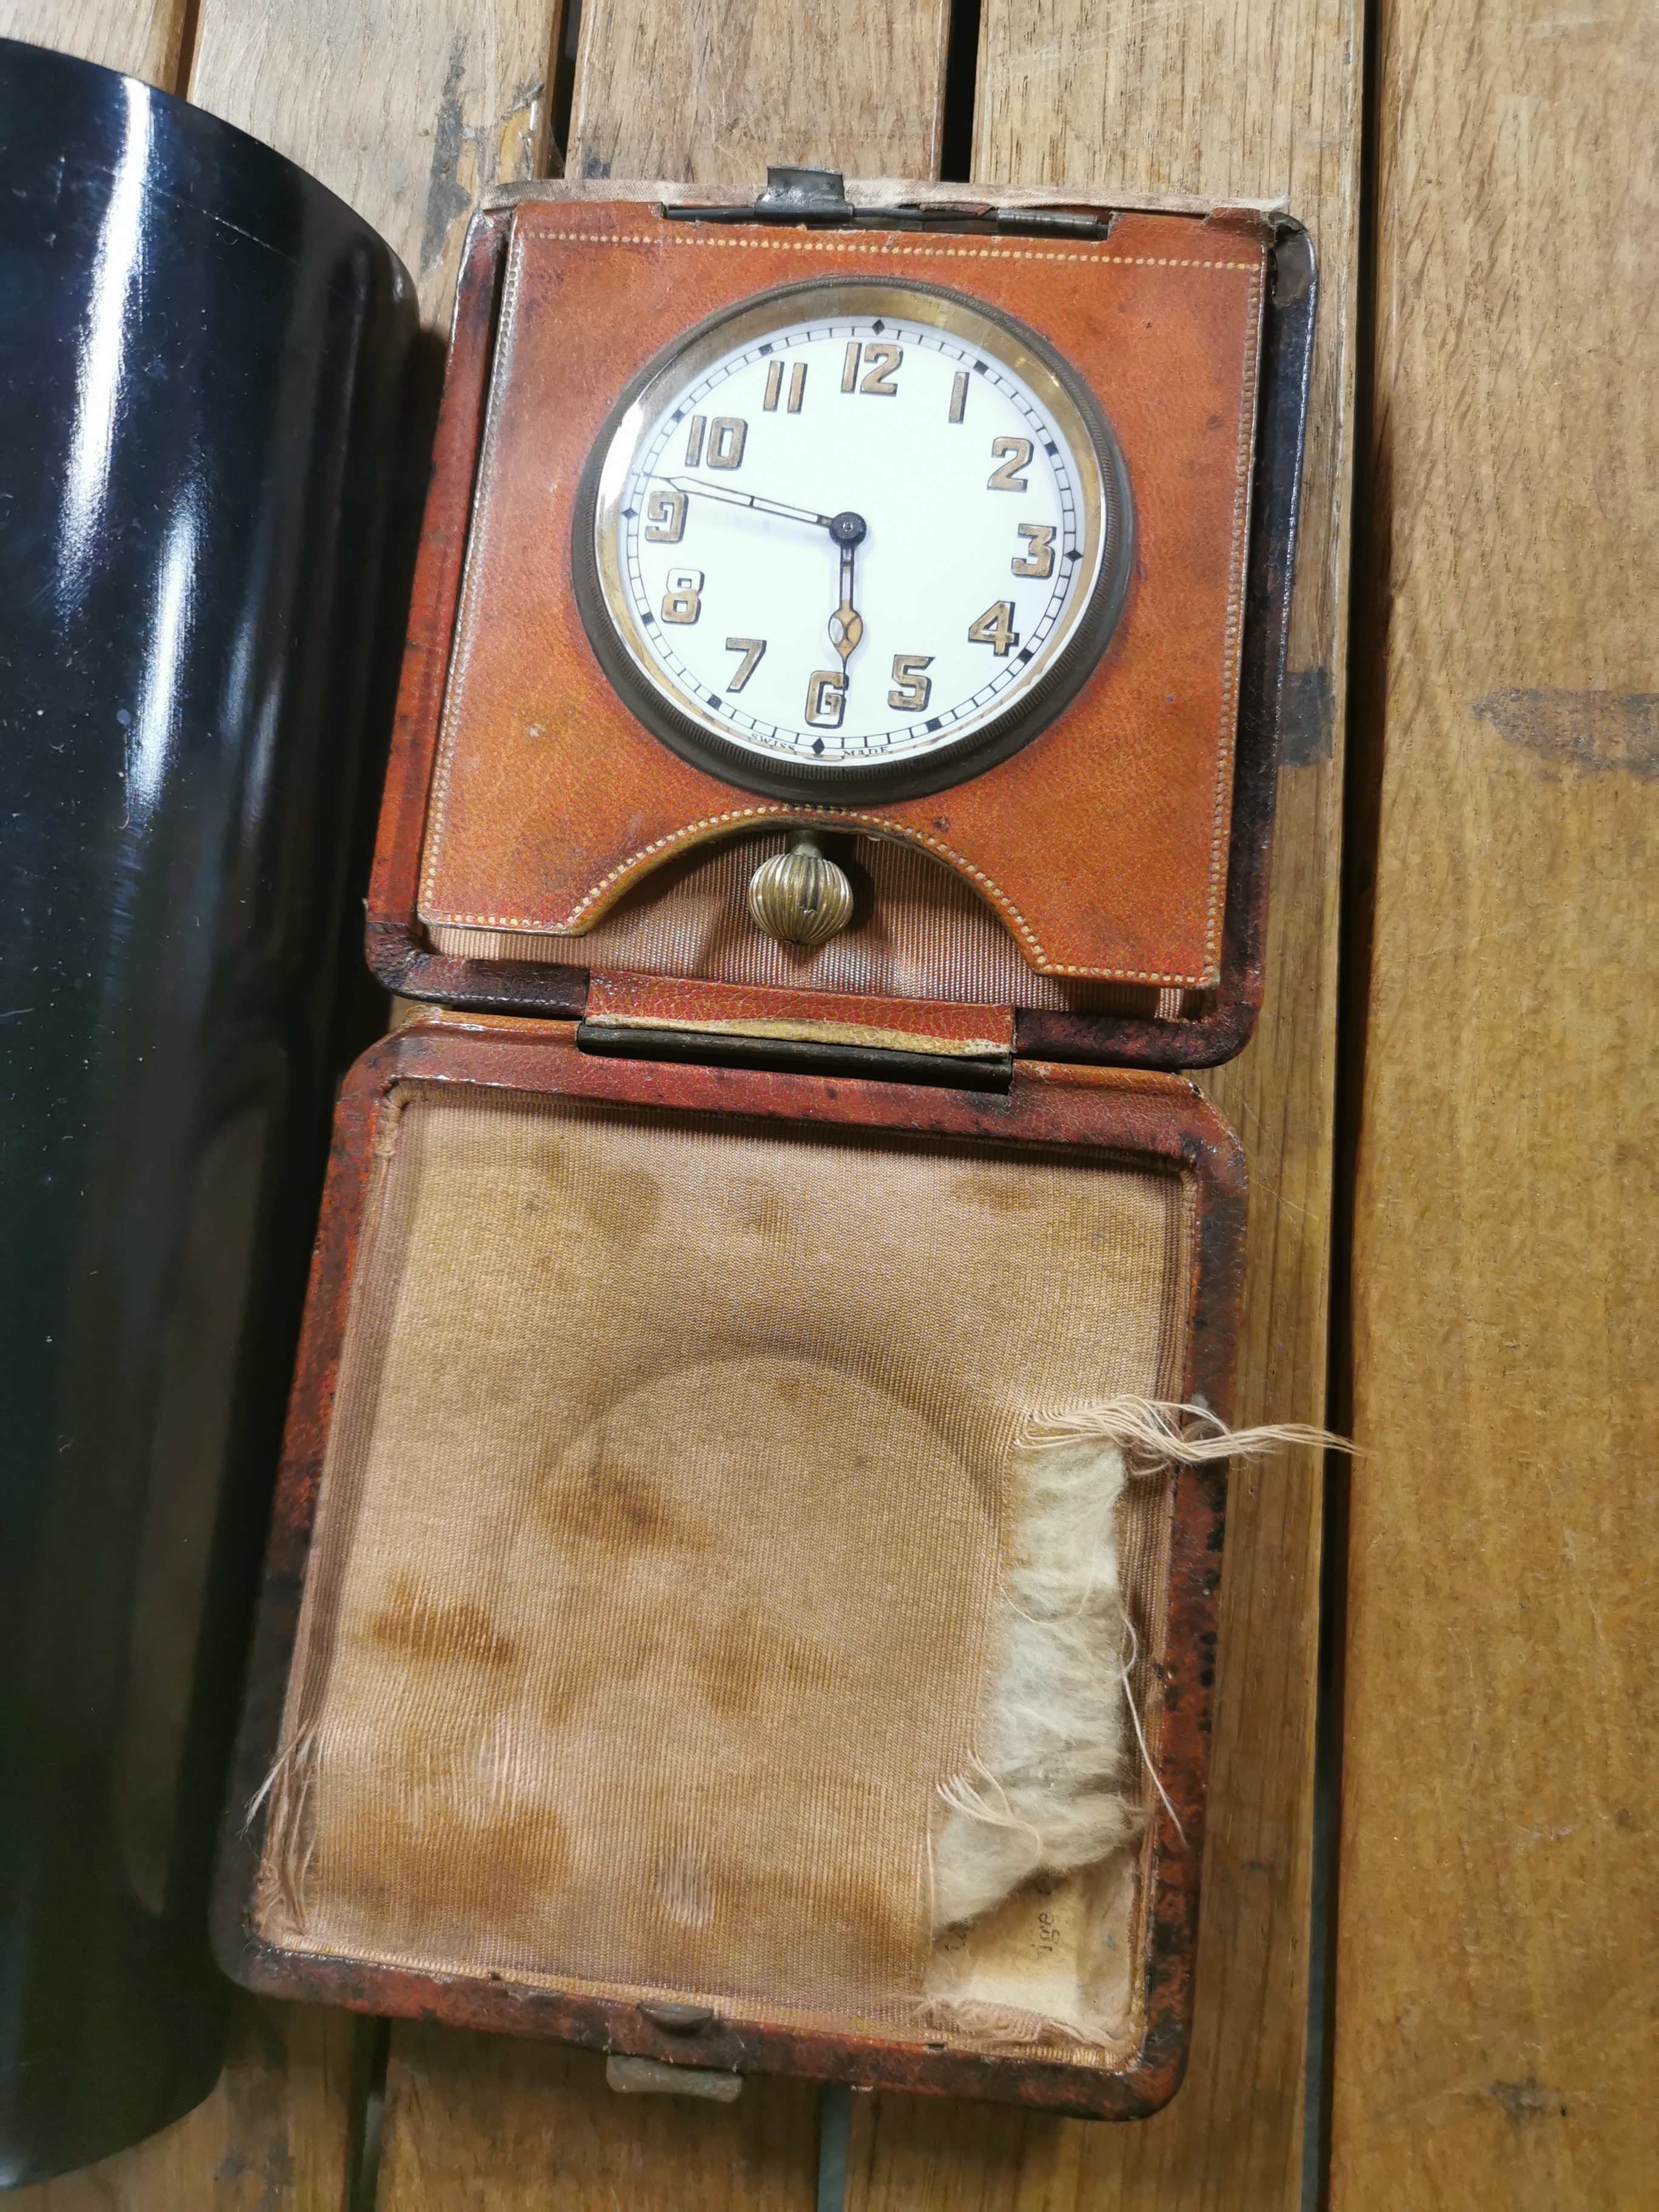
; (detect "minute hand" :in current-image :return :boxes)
[665,475,834,529]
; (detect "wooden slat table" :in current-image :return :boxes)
[1,0,186,87]
[1332,0,1659,2204]
[1,0,1647,2204]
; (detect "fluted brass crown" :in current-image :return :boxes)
[746,831,854,947]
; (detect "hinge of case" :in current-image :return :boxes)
[574,973,1015,1092]
[660,164,1112,243]
[574,1016,1014,1091]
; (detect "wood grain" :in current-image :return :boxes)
[187,0,563,324]
[6,1997,361,2211]
[1331,2,1659,2205]
[566,0,950,185]
[840,5,1362,2207]
[377,2026,819,2210]
[0,2,190,90]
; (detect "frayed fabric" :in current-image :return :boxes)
[916,1996,1098,2048]
[931,1429,1138,1930]
[930,1398,1346,1936]
[249,1724,318,1942]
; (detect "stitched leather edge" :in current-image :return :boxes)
[418,221,1261,988]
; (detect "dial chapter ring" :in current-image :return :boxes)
[570,276,1134,806]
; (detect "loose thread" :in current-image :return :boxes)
[1017,1394,1353,1469]
[1120,1612,1186,1846]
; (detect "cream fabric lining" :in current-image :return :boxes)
[425,830,1199,1022]
[256,1088,1193,2062]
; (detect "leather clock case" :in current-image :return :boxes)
[370,190,1316,1067]
[219,183,1316,2120]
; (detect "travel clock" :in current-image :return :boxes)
[574,280,1134,802]
[223,177,1321,2130]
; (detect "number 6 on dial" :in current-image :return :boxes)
[805,670,846,728]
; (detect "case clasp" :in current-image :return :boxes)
[660,164,1111,240]
[606,2054,743,2102]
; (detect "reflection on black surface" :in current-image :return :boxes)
[0,38,414,2181]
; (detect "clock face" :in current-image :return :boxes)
[572,280,1134,803]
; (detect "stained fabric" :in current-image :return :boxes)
[257,1088,1191,2046]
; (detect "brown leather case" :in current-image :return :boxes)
[220,181,1316,2120]
[369,187,1316,1068]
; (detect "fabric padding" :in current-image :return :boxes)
[257,1087,1191,2048]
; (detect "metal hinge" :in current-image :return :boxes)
[660,164,1112,242]
[575,1015,1013,1091]
[576,974,1016,1091]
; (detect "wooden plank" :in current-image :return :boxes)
[7,1996,360,2210]
[0,2,190,90]
[566,0,950,183]
[187,0,563,325]
[1330,2,1659,2203]
[374,5,950,2202]
[377,2025,819,2208]
[844,5,1362,2206]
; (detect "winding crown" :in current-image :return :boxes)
[746,831,854,948]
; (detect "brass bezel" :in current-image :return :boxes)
[571,278,1134,806]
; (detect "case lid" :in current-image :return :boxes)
[370,177,1315,1071]
[220,1011,1247,2119]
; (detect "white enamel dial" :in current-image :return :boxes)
[575,280,1133,803]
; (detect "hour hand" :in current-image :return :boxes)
[664,475,833,529]
[828,513,866,672]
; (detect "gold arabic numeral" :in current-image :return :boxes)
[967,600,1019,657]
[643,486,686,543]
[684,415,706,468]
[661,568,703,625]
[948,370,968,424]
[887,654,934,712]
[1012,523,1056,578]
[788,361,806,412]
[987,436,1032,492]
[842,340,860,392]
[859,342,902,397]
[804,669,847,728]
[762,360,783,412]
[725,636,766,692]
[707,416,747,470]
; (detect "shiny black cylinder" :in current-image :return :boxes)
[0,41,413,2181]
